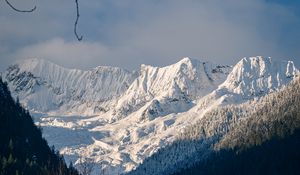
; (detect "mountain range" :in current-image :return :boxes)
[2,56,299,174]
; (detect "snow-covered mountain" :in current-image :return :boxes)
[112,57,231,122]
[3,58,137,115]
[129,73,300,175]
[194,56,299,110]
[219,56,298,99]
[2,56,299,175]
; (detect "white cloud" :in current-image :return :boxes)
[0,0,299,71]
[12,38,109,70]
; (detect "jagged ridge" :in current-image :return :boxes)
[113,57,231,121]
[4,58,138,115]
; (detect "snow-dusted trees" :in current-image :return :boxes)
[216,76,300,150]
[173,129,300,175]
[77,157,95,175]
[180,75,300,151]
[128,75,300,175]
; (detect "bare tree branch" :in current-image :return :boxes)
[74,0,83,41]
[5,0,84,41]
[5,0,36,13]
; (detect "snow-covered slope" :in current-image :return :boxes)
[112,57,231,121]
[195,56,299,109]
[3,58,137,115]
[220,56,298,97]
[128,73,300,175]
[2,56,299,175]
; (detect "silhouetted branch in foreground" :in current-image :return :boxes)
[5,0,36,13]
[4,0,84,41]
[74,0,83,41]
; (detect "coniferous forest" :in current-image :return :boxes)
[0,78,79,175]
[129,77,300,175]
[173,129,300,175]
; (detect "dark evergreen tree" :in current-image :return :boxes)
[0,77,79,175]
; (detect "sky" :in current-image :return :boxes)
[0,0,300,71]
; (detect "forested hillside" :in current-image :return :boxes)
[173,129,300,175]
[128,75,300,175]
[0,78,79,175]
[215,76,300,150]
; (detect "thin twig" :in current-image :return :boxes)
[5,0,36,13]
[5,0,83,41]
[74,0,83,41]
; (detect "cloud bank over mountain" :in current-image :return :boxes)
[0,0,300,70]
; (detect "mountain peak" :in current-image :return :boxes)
[177,57,193,63]
[174,57,202,67]
[139,57,197,73]
[11,58,77,78]
[219,56,299,97]
[239,56,272,69]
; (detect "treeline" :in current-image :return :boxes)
[128,76,300,175]
[0,78,79,175]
